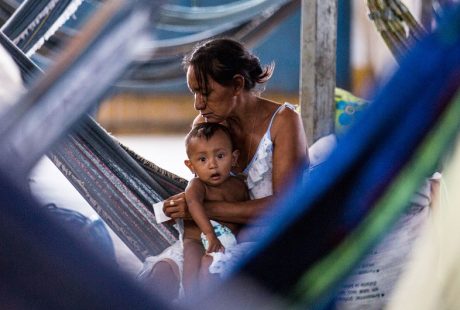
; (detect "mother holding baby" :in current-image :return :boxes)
[138,37,310,300]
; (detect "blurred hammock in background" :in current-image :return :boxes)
[0,0,301,90]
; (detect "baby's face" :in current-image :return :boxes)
[186,130,236,186]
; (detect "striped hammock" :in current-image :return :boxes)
[0,0,301,90]
[0,0,172,308]
[0,0,84,56]
[0,0,180,261]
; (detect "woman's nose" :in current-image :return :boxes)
[194,93,206,111]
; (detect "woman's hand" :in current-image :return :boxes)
[163,192,192,220]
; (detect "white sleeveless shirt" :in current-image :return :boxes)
[243,103,296,199]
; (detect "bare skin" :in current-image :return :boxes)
[151,65,309,301]
[183,175,248,297]
[182,128,249,297]
[184,177,247,250]
[164,66,309,231]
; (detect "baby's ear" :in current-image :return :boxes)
[184,160,195,173]
[232,150,240,166]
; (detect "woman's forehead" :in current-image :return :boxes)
[187,66,206,90]
[186,67,198,87]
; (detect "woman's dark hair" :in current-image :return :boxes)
[185,122,235,155]
[182,38,274,95]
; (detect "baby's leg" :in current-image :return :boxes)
[183,238,204,297]
[199,255,220,292]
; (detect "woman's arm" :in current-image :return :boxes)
[271,105,309,196]
[166,106,308,225]
[205,105,309,224]
[203,196,274,224]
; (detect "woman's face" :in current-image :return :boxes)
[186,66,236,123]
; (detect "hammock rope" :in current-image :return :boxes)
[367,0,427,60]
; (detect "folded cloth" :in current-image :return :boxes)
[152,201,171,223]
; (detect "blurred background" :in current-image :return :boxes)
[97,0,410,137]
[84,0,423,179]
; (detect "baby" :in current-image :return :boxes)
[182,122,249,296]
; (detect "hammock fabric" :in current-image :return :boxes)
[0,1,17,25]
[0,0,84,56]
[0,0,158,179]
[158,0,294,32]
[0,32,40,84]
[367,0,427,60]
[50,118,183,260]
[120,0,300,89]
[0,0,179,262]
[0,1,171,308]
[0,0,300,90]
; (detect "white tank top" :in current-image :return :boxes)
[243,103,296,199]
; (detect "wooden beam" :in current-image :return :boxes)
[300,0,337,144]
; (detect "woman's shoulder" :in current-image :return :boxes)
[279,102,299,115]
[266,102,305,146]
[271,102,301,127]
[257,98,296,119]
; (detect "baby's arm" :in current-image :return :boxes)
[185,178,224,253]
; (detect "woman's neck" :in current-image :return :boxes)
[227,94,261,131]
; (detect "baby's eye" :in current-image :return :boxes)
[198,157,206,162]
[217,153,225,159]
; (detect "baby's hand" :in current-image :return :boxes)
[206,234,224,254]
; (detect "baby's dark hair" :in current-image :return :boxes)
[182,37,274,96]
[185,123,235,155]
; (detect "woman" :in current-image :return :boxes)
[138,38,309,300]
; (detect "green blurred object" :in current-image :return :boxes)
[335,88,369,135]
